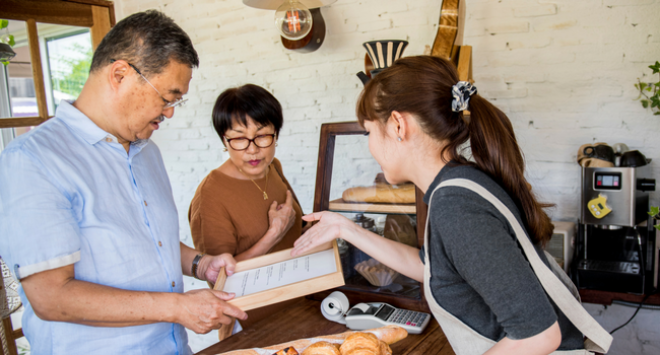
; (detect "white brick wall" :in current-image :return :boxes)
[114,0,660,353]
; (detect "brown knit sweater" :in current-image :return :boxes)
[188,158,303,327]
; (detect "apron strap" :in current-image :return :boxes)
[432,179,612,353]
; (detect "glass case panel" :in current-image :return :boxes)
[328,134,420,300]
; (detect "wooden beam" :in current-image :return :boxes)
[64,0,114,6]
[90,5,112,50]
[456,45,472,83]
[0,117,49,128]
[0,0,93,27]
[11,328,23,341]
[26,19,49,122]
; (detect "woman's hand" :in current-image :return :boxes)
[267,190,297,242]
[291,211,358,256]
[234,191,298,262]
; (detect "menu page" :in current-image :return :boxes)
[223,249,337,297]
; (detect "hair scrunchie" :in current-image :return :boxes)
[451,81,477,112]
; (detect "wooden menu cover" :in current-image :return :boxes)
[214,241,344,312]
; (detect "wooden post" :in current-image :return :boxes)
[26,19,49,123]
[90,5,112,50]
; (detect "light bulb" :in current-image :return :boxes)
[274,0,313,41]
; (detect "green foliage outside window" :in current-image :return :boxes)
[1,19,16,66]
[50,42,92,98]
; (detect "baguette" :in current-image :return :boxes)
[342,184,415,204]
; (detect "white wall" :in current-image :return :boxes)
[114,0,660,353]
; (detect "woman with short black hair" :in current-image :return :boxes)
[189,84,304,331]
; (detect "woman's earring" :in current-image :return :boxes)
[275,143,278,147]
[223,148,228,152]
[397,137,402,142]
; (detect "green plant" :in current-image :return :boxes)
[0,19,16,66]
[648,206,660,231]
[635,61,660,115]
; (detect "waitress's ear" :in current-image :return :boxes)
[388,110,409,142]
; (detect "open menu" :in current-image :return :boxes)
[224,249,338,297]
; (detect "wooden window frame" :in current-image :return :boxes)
[0,0,115,128]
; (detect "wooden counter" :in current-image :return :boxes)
[196,298,454,355]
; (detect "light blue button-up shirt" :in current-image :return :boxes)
[0,101,191,355]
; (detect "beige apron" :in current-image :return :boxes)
[423,179,613,355]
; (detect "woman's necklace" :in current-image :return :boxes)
[239,166,269,200]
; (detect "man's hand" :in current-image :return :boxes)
[20,264,248,330]
[196,253,237,285]
[175,289,247,334]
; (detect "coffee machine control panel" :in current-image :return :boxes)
[594,172,622,190]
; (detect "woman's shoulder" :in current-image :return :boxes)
[433,164,513,205]
[192,168,234,204]
[271,157,283,172]
[429,164,524,228]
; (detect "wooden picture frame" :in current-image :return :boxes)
[214,241,344,312]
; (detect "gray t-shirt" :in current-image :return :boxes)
[420,163,584,350]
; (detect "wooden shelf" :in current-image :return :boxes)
[328,198,416,214]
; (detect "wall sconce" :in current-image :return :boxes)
[244,0,337,53]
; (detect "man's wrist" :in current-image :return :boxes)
[191,254,205,281]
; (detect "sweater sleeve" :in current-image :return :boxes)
[430,188,558,340]
[189,180,239,256]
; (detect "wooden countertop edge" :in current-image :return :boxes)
[579,289,660,306]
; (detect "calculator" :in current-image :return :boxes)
[344,302,431,334]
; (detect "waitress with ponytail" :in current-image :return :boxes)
[292,56,611,355]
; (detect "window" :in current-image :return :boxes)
[0,20,94,152]
[0,0,114,132]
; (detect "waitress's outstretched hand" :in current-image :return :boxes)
[291,211,357,256]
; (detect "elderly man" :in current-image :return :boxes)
[0,10,246,354]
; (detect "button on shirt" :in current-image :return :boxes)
[0,101,190,355]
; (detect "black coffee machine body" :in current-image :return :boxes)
[574,165,658,294]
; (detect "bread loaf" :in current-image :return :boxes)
[342,184,415,204]
[366,325,408,345]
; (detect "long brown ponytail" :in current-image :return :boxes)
[357,55,554,245]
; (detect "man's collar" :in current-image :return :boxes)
[57,101,149,151]
[57,101,113,145]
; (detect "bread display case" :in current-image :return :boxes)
[311,121,429,312]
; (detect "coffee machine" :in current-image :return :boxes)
[574,165,658,294]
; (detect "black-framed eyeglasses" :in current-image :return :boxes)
[110,59,187,109]
[224,134,276,151]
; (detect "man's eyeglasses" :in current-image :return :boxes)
[224,134,276,151]
[110,59,187,109]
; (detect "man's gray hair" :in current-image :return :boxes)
[90,10,199,76]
